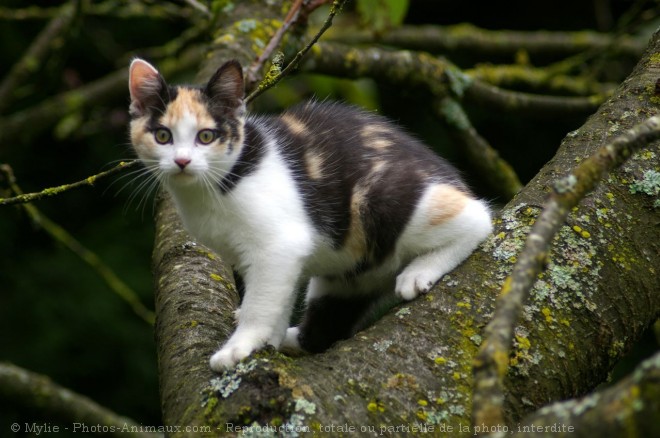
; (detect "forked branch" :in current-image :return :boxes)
[472,115,660,429]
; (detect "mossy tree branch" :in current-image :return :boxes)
[513,350,660,437]
[0,362,161,438]
[245,0,348,104]
[472,115,660,429]
[463,79,605,118]
[466,64,617,97]
[331,23,646,60]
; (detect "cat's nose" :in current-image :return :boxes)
[175,158,191,170]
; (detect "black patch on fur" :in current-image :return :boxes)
[265,101,468,268]
[135,83,178,130]
[297,294,374,353]
[218,121,265,194]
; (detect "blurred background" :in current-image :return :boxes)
[1,0,658,429]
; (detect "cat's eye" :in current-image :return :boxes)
[196,129,218,145]
[154,128,172,144]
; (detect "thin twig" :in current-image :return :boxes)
[472,115,660,429]
[246,0,305,86]
[0,163,155,325]
[245,0,348,105]
[0,160,139,207]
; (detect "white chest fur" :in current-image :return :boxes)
[166,141,316,271]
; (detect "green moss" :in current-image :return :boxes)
[203,395,219,418]
[648,52,660,66]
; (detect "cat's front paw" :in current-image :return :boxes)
[209,329,281,371]
[209,342,257,371]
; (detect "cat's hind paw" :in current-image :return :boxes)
[278,327,306,355]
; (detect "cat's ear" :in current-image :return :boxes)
[129,58,167,117]
[204,60,245,114]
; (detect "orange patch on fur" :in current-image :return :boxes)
[428,184,469,225]
[304,150,324,180]
[368,138,393,149]
[129,116,159,158]
[360,123,391,139]
[281,114,309,136]
[344,186,368,259]
[161,88,215,127]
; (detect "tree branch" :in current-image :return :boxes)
[472,115,660,428]
[512,350,660,437]
[463,79,605,118]
[0,362,161,438]
[466,64,616,97]
[434,96,522,200]
[245,0,305,87]
[0,2,190,20]
[331,23,646,59]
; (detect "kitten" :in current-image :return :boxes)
[128,58,493,371]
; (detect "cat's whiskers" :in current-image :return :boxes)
[106,158,163,216]
[125,169,163,217]
[106,163,153,198]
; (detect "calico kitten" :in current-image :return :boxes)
[128,58,493,371]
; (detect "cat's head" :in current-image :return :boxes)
[128,58,245,188]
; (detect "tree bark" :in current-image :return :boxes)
[153,3,660,434]
[512,350,660,437]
